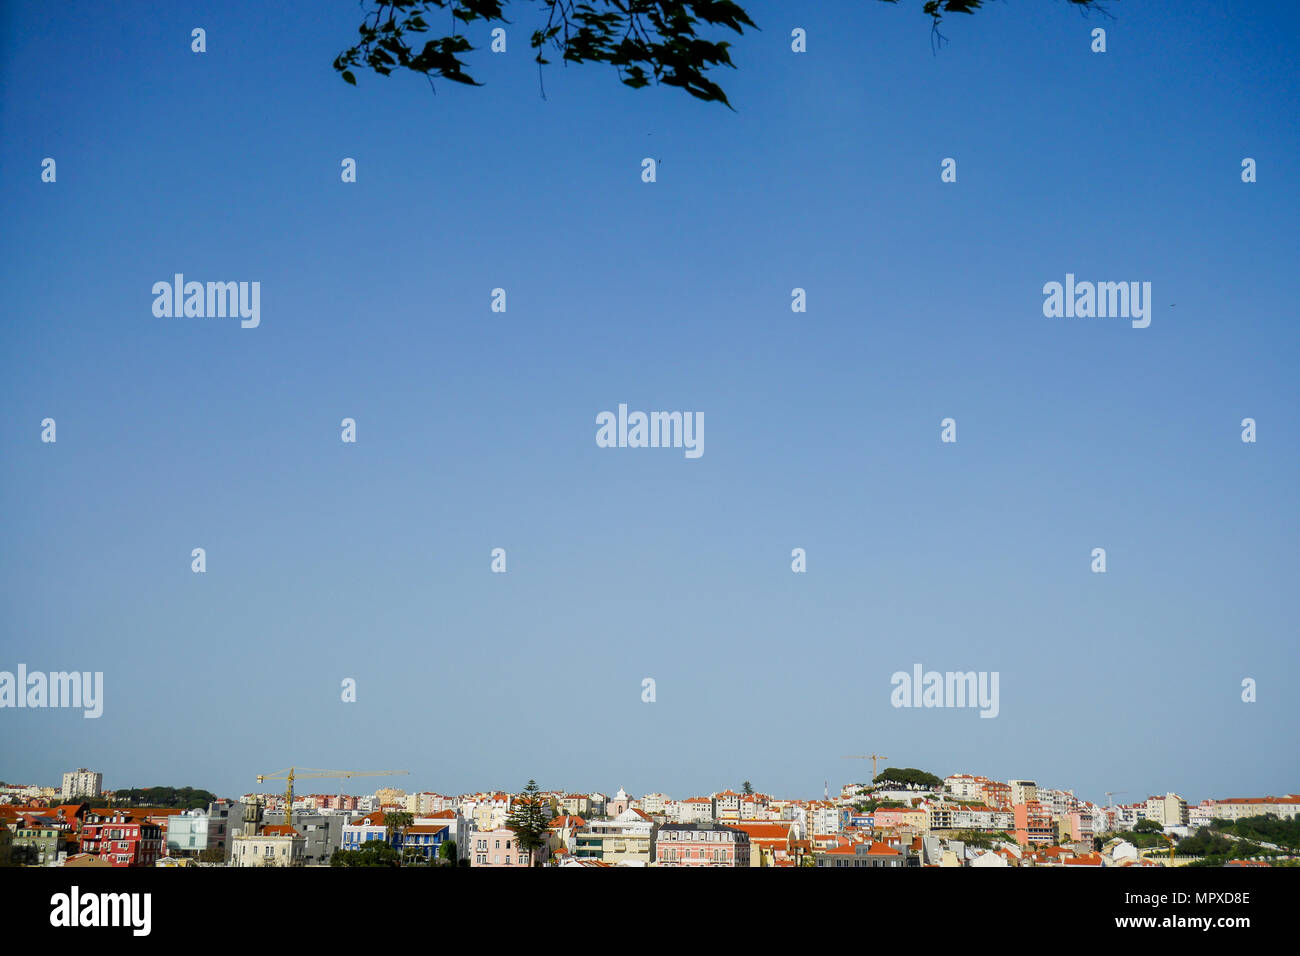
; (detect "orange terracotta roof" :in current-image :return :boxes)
[548,815,585,829]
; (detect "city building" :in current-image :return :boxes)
[1142,793,1189,828]
[560,794,592,816]
[655,823,750,866]
[61,769,103,802]
[671,797,714,824]
[231,825,305,867]
[1008,780,1038,806]
[609,787,633,817]
[10,822,64,866]
[873,806,928,831]
[166,808,215,857]
[1212,796,1300,822]
[470,827,542,867]
[815,840,911,868]
[78,811,163,867]
[1013,802,1055,846]
[263,808,345,865]
[730,821,795,867]
[640,793,670,815]
[401,823,451,862]
[573,808,657,865]
[713,790,742,821]
[341,811,392,852]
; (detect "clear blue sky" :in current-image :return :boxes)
[2,1,1297,807]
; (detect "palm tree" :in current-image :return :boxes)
[384,811,415,864]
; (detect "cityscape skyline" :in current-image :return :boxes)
[2,761,1293,813]
[6,765,1296,871]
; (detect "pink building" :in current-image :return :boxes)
[609,787,632,817]
[655,823,750,866]
[873,806,926,830]
[1014,803,1056,846]
[1065,809,1095,844]
[470,828,543,867]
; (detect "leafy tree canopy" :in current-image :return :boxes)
[851,798,908,813]
[872,767,943,790]
[331,839,402,866]
[1210,814,1300,851]
[107,786,216,810]
[439,838,458,863]
[335,1,1112,107]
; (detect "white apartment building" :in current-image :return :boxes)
[1038,788,1078,818]
[1142,793,1189,827]
[231,826,305,867]
[1189,801,1217,828]
[671,798,714,823]
[406,792,452,815]
[809,803,841,835]
[944,774,987,800]
[1111,804,1141,831]
[1212,796,1300,822]
[713,791,742,820]
[640,793,670,815]
[61,768,103,801]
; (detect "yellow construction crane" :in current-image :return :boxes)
[255,767,410,826]
[841,754,890,782]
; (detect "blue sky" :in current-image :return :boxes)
[1,0,1297,807]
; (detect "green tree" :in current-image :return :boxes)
[742,781,754,796]
[506,780,549,866]
[872,767,943,790]
[107,786,216,810]
[439,838,458,865]
[335,1,1111,106]
[1214,814,1300,850]
[331,839,402,866]
[1176,829,1235,858]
